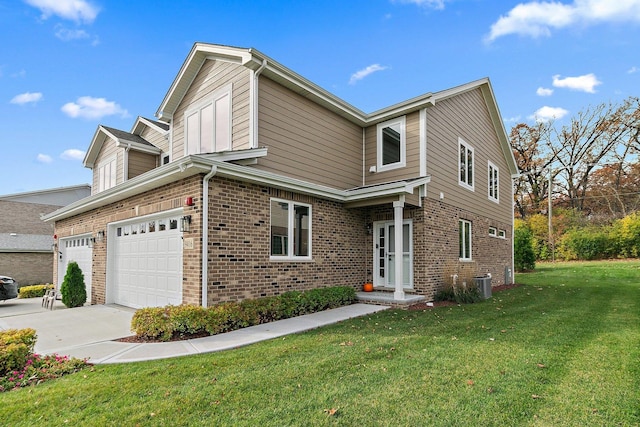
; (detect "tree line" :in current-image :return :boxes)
[512,96,640,265]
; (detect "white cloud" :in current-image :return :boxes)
[55,25,89,41]
[628,66,639,74]
[393,0,448,10]
[530,106,569,122]
[60,149,85,161]
[552,73,601,93]
[486,0,640,43]
[503,115,522,123]
[10,92,43,105]
[61,96,128,120]
[37,154,53,163]
[349,64,389,85]
[24,0,99,24]
[536,87,554,96]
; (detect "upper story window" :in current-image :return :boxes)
[459,138,474,191]
[270,199,311,260]
[377,116,406,172]
[488,161,499,203]
[185,85,231,155]
[98,156,116,192]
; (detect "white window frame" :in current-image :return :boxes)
[184,84,232,156]
[488,161,499,203]
[97,155,117,192]
[270,198,312,261]
[376,116,406,172]
[459,219,472,261]
[498,229,506,239]
[458,138,474,191]
[489,226,497,237]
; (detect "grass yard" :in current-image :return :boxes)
[2,260,639,426]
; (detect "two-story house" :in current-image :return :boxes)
[44,42,517,309]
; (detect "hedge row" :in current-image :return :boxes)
[131,286,357,342]
[18,284,54,299]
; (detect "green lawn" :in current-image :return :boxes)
[3,260,639,426]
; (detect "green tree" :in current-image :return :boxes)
[514,219,536,272]
[60,262,87,308]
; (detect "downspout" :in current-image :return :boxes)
[124,143,131,182]
[250,59,268,149]
[201,165,218,307]
[362,128,366,186]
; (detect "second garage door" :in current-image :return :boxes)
[110,215,183,308]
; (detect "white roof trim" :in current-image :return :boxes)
[44,155,430,222]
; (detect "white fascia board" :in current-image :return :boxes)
[114,139,162,155]
[132,116,169,135]
[200,147,267,162]
[83,126,107,168]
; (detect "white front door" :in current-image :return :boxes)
[58,236,92,302]
[373,220,413,288]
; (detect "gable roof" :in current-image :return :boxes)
[83,125,162,168]
[0,185,91,206]
[155,42,517,174]
[132,116,169,135]
[0,233,52,253]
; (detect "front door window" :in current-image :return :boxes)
[374,220,412,288]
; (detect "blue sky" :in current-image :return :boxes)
[1,0,639,195]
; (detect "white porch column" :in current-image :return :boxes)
[393,200,405,300]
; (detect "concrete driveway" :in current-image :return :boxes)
[0,297,134,356]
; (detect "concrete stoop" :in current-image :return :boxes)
[356,291,425,308]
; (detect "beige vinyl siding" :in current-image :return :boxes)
[171,59,251,159]
[256,76,363,189]
[140,126,168,154]
[127,150,157,179]
[92,138,121,195]
[364,111,421,186]
[426,88,512,224]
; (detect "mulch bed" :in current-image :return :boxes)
[406,283,522,311]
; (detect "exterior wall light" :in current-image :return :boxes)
[96,230,105,243]
[180,215,192,232]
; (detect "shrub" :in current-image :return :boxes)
[131,286,357,342]
[18,284,54,299]
[0,329,37,377]
[60,262,86,308]
[557,227,614,261]
[514,219,536,271]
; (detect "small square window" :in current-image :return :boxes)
[489,227,497,237]
[498,229,506,239]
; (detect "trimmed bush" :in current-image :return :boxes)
[18,284,54,299]
[131,286,357,342]
[60,262,86,308]
[0,329,37,377]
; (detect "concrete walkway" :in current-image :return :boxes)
[0,298,388,364]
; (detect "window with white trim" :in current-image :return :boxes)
[270,199,311,259]
[459,219,472,261]
[98,156,117,192]
[489,227,497,237]
[377,116,406,172]
[488,161,499,203]
[458,138,474,190]
[498,229,506,239]
[185,85,231,155]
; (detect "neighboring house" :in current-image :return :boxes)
[0,185,91,286]
[44,42,518,309]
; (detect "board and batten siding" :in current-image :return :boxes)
[127,150,157,179]
[92,138,120,194]
[364,111,421,186]
[426,88,512,225]
[256,76,363,190]
[140,126,168,154]
[171,59,251,160]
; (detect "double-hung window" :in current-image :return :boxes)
[185,85,231,155]
[270,199,312,260]
[459,138,474,190]
[488,161,499,203]
[459,219,472,261]
[376,116,406,172]
[98,156,117,192]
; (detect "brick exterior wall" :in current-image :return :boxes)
[52,174,512,307]
[0,201,58,234]
[0,253,53,286]
[205,178,367,305]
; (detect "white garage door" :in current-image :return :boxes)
[110,215,183,308]
[58,236,92,302]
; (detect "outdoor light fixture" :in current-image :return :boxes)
[88,237,96,248]
[96,230,105,243]
[180,215,192,232]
